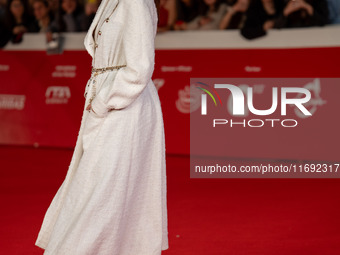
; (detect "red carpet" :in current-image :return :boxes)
[0,146,339,255]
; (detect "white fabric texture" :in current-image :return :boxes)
[35,0,169,254]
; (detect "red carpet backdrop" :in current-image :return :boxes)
[1,28,340,255]
[1,29,340,161]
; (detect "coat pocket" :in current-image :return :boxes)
[82,111,105,151]
[90,69,121,115]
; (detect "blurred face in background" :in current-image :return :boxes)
[62,0,77,14]
[33,1,49,20]
[181,0,192,5]
[0,0,7,7]
[10,0,24,18]
[85,0,98,16]
[48,0,58,12]
[203,0,216,6]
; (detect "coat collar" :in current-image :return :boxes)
[84,0,119,58]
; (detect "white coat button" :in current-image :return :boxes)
[98,31,102,35]
[105,18,109,22]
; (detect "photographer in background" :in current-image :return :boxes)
[274,0,329,28]
[241,0,329,40]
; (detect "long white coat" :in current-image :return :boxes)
[35,0,169,254]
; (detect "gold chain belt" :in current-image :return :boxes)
[91,64,126,74]
[87,64,126,111]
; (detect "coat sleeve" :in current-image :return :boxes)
[91,0,157,117]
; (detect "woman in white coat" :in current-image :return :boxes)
[35,0,169,254]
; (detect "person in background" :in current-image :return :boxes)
[47,0,58,13]
[49,0,86,32]
[241,0,329,40]
[32,0,54,32]
[173,0,199,30]
[0,0,6,47]
[219,0,250,29]
[326,0,340,24]
[177,0,228,30]
[157,0,177,32]
[240,0,284,39]
[83,0,99,30]
[0,0,6,19]
[0,0,38,47]
[274,0,329,28]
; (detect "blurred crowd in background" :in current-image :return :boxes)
[0,0,339,48]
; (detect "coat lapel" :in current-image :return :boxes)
[84,0,119,58]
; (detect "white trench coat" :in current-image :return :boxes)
[35,0,169,254]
